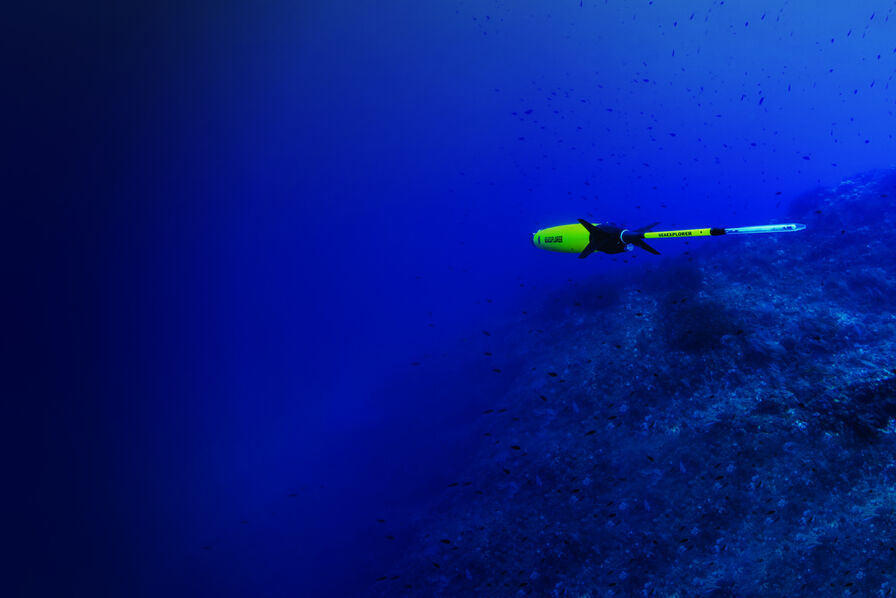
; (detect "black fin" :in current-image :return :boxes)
[577,219,597,258]
[632,239,660,255]
[577,219,598,233]
[634,222,660,233]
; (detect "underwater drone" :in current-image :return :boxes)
[532,220,806,258]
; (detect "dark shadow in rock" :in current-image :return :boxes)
[659,298,743,353]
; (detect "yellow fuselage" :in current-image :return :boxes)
[531,223,593,254]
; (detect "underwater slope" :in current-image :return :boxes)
[371,170,896,597]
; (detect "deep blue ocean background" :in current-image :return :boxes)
[8,1,896,596]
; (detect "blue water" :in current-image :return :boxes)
[8,1,896,596]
